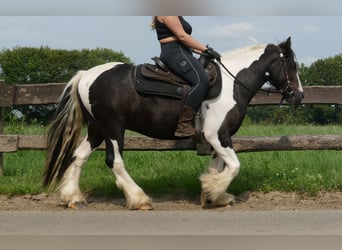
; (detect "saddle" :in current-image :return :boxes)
[135,56,222,100]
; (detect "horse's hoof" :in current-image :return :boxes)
[130,203,153,210]
[200,192,208,207]
[201,192,216,208]
[68,202,87,209]
[137,204,153,211]
[201,192,235,208]
[216,192,235,207]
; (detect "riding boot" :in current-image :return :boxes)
[174,105,196,137]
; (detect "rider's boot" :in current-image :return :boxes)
[174,105,196,137]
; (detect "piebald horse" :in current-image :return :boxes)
[44,37,304,210]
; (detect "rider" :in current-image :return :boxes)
[151,16,221,137]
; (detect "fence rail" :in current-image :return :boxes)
[0,83,341,175]
[0,134,341,153]
[1,84,342,106]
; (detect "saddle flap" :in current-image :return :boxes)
[135,65,190,99]
[141,63,187,85]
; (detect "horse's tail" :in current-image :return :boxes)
[43,70,85,187]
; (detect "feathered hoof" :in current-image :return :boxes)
[68,201,87,209]
[201,192,235,209]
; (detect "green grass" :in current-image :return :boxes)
[0,123,341,198]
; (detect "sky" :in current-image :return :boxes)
[0,1,341,67]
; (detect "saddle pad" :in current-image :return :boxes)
[134,62,222,101]
[135,65,190,99]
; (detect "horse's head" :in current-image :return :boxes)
[265,37,304,107]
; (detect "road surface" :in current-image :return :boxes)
[1,210,342,235]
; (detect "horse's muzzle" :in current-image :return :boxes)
[284,89,304,108]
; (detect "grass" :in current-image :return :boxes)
[0,122,341,198]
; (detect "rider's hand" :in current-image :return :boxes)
[204,47,221,61]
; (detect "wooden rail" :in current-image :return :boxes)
[1,84,342,106]
[0,135,341,153]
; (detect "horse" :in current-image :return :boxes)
[43,37,304,210]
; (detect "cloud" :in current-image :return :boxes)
[247,37,260,44]
[207,22,253,38]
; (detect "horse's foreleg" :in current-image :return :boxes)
[199,142,240,207]
[58,137,93,208]
[107,139,152,210]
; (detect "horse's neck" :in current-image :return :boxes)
[235,53,274,105]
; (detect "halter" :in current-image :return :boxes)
[217,47,296,103]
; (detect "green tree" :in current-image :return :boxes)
[0,46,132,123]
[0,46,131,84]
[299,54,342,86]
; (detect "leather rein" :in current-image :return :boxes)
[216,49,295,103]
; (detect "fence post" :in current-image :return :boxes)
[0,80,3,176]
[0,107,3,176]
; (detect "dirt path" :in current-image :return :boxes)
[1,191,342,211]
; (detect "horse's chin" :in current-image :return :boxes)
[285,91,304,108]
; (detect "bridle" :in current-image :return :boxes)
[217,47,297,103]
[266,51,296,104]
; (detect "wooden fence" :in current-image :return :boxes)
[0,83,342,175]
[1,83,342,107]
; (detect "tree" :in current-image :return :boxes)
[0,47,132,123]
[0,46,131,84]
[299,54,342,86]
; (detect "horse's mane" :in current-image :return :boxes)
[221,40,297,67]
[220,44,266,61]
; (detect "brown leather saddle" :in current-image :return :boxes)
[134,56,222,100]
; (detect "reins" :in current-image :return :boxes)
[217,59,282,96]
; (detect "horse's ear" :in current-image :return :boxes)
[286,37,292,48]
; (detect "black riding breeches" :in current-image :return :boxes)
[160,42,209,111]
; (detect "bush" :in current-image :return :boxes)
[246,105,342,125]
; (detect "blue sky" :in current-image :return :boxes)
[0,1,341,66]
[0,16,341,66]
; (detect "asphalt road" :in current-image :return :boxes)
[1,210,342,235]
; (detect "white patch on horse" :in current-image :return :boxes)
[110,140,151,209]
[202,45,266,136]
[59,137,93,205]
[78,62,123,117]
[297,73,304,93]
[199,45,265,204]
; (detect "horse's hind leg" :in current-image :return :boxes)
[105,139,152,210]
[59,125,104,208]
[58,136,93,208]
